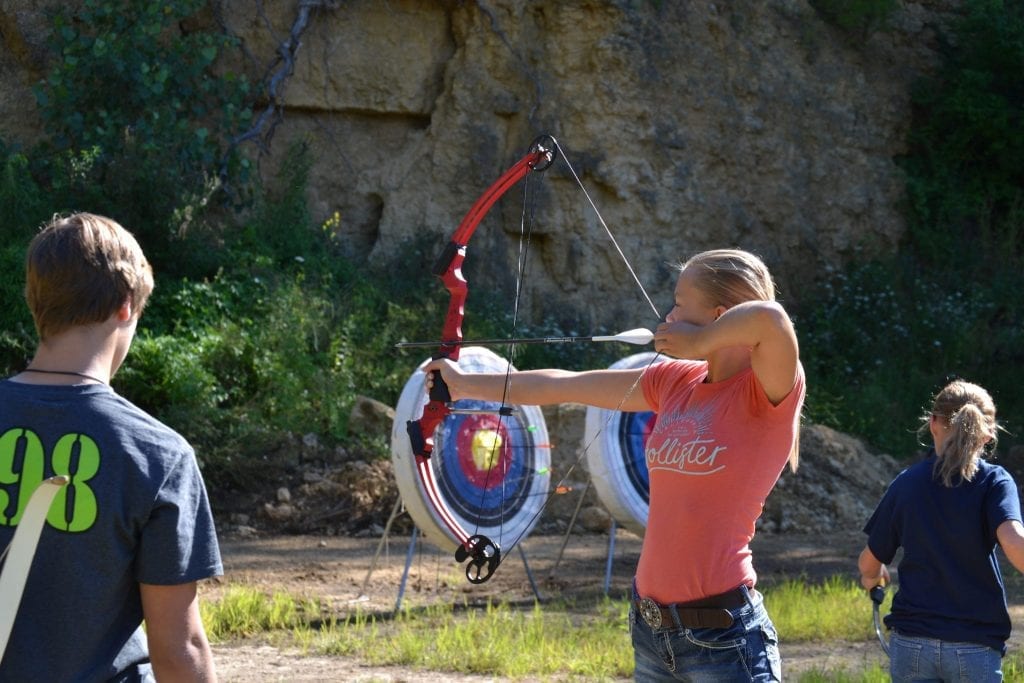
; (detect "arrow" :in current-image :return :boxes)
[395,327,654,349]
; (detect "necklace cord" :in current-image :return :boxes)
[21,368,107,385]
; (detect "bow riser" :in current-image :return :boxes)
[406,246,467,459]
[437,247,469,362]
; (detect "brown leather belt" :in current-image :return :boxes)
[634,586,746,630]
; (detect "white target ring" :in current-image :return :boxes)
[584,351,658,537]
[391,346,551,553]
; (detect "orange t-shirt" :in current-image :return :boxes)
[636,359,805,604]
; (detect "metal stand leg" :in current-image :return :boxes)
[547,479,591,579]
[603,520,618,596]
[395,527,419,614]
[517,544,543,602]
[358,496,403,598]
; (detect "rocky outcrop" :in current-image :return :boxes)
[0,3,50,144]
[761,423,902,533]
[1,0,960,330]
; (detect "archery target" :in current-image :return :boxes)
[391,347,551,554]
[583,351,658,537]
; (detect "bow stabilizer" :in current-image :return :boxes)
[406,135,558,583]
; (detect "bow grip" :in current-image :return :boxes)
[405,367,453,457]
[428,369,451,402]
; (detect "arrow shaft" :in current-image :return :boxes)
[396,335,592,349]
[396,327,652,349]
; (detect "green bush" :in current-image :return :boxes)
[0,146,50,236]
[800,0,1024,460]
[116,333,227,416]
[900,0,1024,265]
[29,0,253,275]
[0,149,43,369]
[799,258,1024,457]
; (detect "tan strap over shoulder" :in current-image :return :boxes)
[0,475,69,660]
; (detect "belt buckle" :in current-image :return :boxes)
[638,597,663,629]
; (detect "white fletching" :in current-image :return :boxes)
[592,328,654,345]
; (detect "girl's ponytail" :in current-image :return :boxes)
[926,380,999,487]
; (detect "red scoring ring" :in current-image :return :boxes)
[454,414,513,489]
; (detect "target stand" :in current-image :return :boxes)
[584,351,655,537]
[359,498,544,613]
[370,347,552,611]
[583,351,657,592]
[543,482,630,597]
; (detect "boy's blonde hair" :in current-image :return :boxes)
[26,213,154,341]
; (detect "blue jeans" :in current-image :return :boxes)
[629,585,781,682]
[890,631,1002,682]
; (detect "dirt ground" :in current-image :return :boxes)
[202,528,932,682]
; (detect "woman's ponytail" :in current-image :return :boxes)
[927,380,999,487]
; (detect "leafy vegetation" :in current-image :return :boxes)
[30,0,253,271]
[901,0,1024,264]
[800,0,1024,459]
[0,1,624,492]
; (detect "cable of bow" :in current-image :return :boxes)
[406,135,558,584]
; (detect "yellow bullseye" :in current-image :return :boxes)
[471,429,503,471]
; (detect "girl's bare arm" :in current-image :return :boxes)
[423,361,653,412]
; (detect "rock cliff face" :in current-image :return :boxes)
[1,0,958,329]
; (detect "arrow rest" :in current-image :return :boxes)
[454,534,501,584]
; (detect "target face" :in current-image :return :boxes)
[391,347,551,553]
[583,351,658,536]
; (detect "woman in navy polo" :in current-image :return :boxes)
[859,379,1024,682]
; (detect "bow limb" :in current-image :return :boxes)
[405,135,557,584]
[0,475,68,658]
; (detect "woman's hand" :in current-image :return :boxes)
[861,563,891,591]
[423,358,471,401]
[857,547,891,590]
[653,320,706,359]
